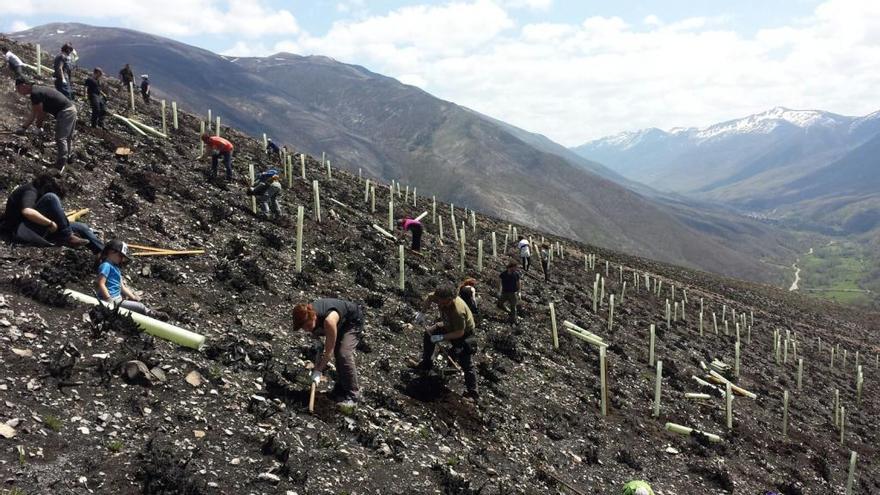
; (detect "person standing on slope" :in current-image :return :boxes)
[84,68,108,129]
[292,299,365,405]
[539,243,551,282]
[139,74,151,104]
[517,236,531,272]
[118,63,134,87]
[247,168,283,220]
[53,43,74,100]
[199,133,235,181]
[2,47,24,79]
[15,79,77,171]
[498,261,522,324]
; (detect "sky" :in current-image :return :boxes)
[5,0,880,146]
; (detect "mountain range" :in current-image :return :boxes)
[575,107,880,236]
[10,23,798,283]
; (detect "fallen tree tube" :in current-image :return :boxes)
[665,422,722,443]
[127,118,168,139]
[64,289,205,350]
[111,114,148,137]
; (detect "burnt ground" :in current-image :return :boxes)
[0,38,879,494]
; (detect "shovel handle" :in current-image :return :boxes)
[308,383,316,413]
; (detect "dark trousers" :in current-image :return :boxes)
[332,326,362,401]
[500,291,518,323]
[8,65,23,79]
[211,151,233,179]
[541,259,549,281]
[421,330,478,393]
[16,193,103,253]
[410,224,422,251]
[54,79,73,100]
[521,256,530,271]
[88,94,106,128]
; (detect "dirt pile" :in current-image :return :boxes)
[0,37,878,494]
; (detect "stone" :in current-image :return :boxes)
[257,472,281,484]
[185,370,204,387]
[0,423,16,439]
[123,360,154,387]
[193,430,206,438]
[11,348,33,358]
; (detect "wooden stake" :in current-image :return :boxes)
[295,206,304,273]
[549,303,559,350]
[388,200,394,231]
[713,312,718,334]
[371,186,376,213]
[653,360,663,417]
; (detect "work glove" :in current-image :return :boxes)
[430,334,444,344]
[310,370,322,384]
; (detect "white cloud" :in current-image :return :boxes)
[4,0,299,38]
[264,0,880,145]
[503,0,552,9]
[9,20,31,32]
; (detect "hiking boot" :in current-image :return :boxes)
[463,389,480,401]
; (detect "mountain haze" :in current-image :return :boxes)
[12,23,796,282]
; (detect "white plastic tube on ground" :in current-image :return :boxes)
[64,289,205,350]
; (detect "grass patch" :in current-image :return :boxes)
[42,415,63,432]
[799,241,875,305]
[108,440,124,453]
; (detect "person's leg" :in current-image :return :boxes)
[69,222,104,253]
[454,340,478,394]
[119,300,149,315]
[268,187,281,216]
[223,152,233,180]
[334,329,361,401]
[502,292,516,323]
[419,329,439,368]
[89,95,100,127]
[210,153,219,178]
[66,108,77,163]
[54,108,76,168]
[257,193,270,216]
[32,193,72,239]
[412,225,422,251]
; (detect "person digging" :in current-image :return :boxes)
[292,299,365,407]
[15,79,77,171]
[247,168,283,220]
[198,133,235,181]
[409,283,479,401]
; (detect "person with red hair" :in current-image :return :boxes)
[292,298,364,405]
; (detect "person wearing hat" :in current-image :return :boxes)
[410,283,479,400]
[84,68,108,128]
[96,240,166,319]
[15,79,77,170]
[0,173,102,252]
[198,133,235,181]
[292,299,365,405]
[247,168,283,219]
[621,480,654,495]
[399,215,423,252]
[139,74,151,104]
[53,43,74,100]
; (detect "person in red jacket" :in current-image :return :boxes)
[199,133,234,180]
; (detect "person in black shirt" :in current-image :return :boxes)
[292,298,364,404]
[15,79,78,171]
[498,262,522,324]
[0,174,103,252]
[119,64,134,87]
[53,43,74,100]
[140,75,151,104]
[84,68,108,128]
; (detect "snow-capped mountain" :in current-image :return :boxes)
[573,107,880,235]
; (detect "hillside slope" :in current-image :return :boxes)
[0,39,879,494]
[10,23,797,285]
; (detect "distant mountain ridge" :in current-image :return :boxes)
[11,23,798,282]
[574,107,880,235]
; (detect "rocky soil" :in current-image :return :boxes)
[0,39,878,494]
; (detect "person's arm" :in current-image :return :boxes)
[20,208,57,232]
[96,275,112,301]
[120,281,140,301]
[314,312,339,372]
[21,103,41,130]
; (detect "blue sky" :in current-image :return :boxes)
[6,0,879,145]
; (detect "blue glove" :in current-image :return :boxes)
[430,334,444,344]
[310,370,322,384]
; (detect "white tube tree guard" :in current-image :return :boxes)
[653,360,663,417]
[726,383,733,429]
[600,346,608,416]
[782,390,789,437]
[846,451,858,495]
[312,181,321,223]
[215,116,220,137]
[249,164,257,214]
[295,206,304,273]
[160,100,167,135]
[129,82,135,112]
[388,200,394,231]
[300,154,306,180]
[398,245,405,290]
[665,423,722,443]
[649,324,656,366]
[64,290,205,349]
[36,44,41,75]
[477,240,483,271]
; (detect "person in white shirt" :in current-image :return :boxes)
[517,237,531,271]
[1,47,24,79]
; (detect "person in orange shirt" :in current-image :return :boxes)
[199,133,235,180]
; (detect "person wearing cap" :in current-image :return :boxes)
[198,133,235,181]
[1,47,24,79]
[247,168,283,219]
[0,174,102,252]
[53,43,74,100]
[292,299,365,404]
[96,240,166,319]
[498,261,521,324]
[410,283,479,400]
[621,480,654,495]
[399,216,423,252]
[139,75,151,104]
[15,79,78,170]
[84,68,108,129]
